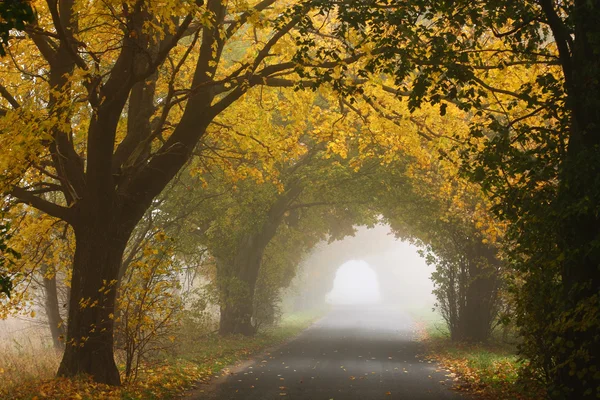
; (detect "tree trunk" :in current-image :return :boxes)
[554,138,600,398]
[554,101,600,397]
[56,222,128,385]
[42,265,66,350]
[219,301,256,336]
[217,186,301,336]
[461,245,498,342]
[462,266,496,342]
[217,236,264,336]
[550,3,600,397]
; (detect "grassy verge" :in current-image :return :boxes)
[0,310,323,400]
[408,308,546,400]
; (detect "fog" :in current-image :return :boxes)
[290,224,438,317]
[326,260,382,305]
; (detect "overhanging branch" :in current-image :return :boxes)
[10,186,74,223]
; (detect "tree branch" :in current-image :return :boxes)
[0,84,21,109]
[46,0,88,70]
[539,0,573,88]
[10,186,74,223]
[287,200,368,211]
[225,0,277,39]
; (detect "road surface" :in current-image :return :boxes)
[205,305,466,399]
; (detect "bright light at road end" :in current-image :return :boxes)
[326,260,381,305]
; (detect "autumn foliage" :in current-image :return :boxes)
[0,0,598,399]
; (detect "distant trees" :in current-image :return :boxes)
[166,141,377,335]
[374,157,503,343]
[423,228,501,342]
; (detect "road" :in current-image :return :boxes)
[206,305,466,399]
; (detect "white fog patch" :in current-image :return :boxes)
[326,260,381,305]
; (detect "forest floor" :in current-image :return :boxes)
[410,308,547,400]
[0,310,324,400]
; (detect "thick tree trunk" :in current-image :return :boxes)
[554,99,600,397]
[550,3,600,397]
[218,237,264,336]
[219,301,256,336]
[56,222,128,385]
[217,186,301,336]
[42,265,66,350]
[462,267,496,342]
[554,139,600,398]
[461,245,498,342]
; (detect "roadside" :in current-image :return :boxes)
[408,307,547,400]
[1,310,325,400]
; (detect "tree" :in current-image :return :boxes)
[0,0,361,384]
[308,0,599,397]
[169,141,378,335]
[315,71,506,342]
[0,205,72,348]
[372,156,503,343]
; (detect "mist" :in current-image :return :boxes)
[287,224,438,317]
[326,260,382,305]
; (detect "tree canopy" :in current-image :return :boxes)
[0,0,598,398]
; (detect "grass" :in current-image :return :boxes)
[406,308,546,399]
[174,309,324,383]
[0,319,62,393]
[0,309,324,400]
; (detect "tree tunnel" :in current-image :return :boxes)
[284,223,499,343]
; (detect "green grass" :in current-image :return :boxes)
[424,338,547,399]
[406,308,546,399]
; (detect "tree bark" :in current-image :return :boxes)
[461,245,498,342]
[219,300,257,336]
[547,2,600,397]
[42,265,66,350]
[217,235,265,336]
[56,220,129,385]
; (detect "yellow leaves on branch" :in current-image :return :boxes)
[0,209,74,318]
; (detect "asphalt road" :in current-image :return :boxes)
[207,305,466,400]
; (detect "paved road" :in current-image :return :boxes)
[207,305,466,400]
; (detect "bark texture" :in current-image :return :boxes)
[56,220,129,385]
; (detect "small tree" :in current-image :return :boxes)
[116,239,183,382]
